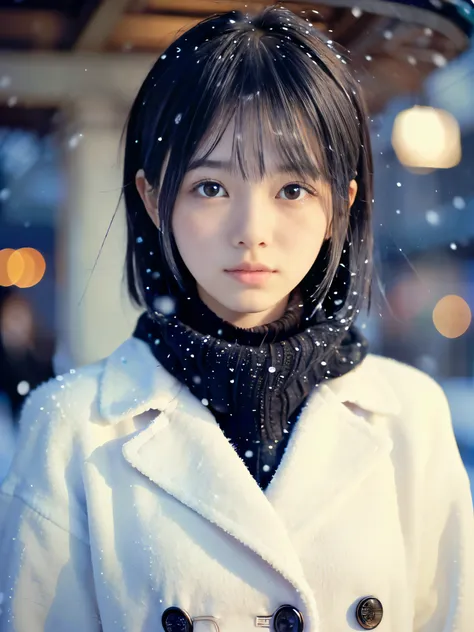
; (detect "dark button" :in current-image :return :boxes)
[355,597,383,629]
[162,607,193,632]
[273,605,304,632]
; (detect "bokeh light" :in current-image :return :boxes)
[0,248,46,288]
[432,295,471,339]
[392,106,461,169]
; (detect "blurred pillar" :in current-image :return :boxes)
[56,97,140,369]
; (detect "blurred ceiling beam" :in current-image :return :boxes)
[107,14,202,51]
[144,0,469,46]
[0,10,67,49]
[0,53,154,107]
[320,0,466,45]
[75,0,131,51]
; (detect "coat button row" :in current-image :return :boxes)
[162,596,383,631]
[161,605,303,632]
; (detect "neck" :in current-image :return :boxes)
[174,285,305,346]
[197,286,290,329]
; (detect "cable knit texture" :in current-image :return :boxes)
[133,286,368,489]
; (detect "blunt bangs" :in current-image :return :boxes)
[122,5,373,323]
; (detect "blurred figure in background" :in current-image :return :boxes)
[0,287,55,419]
[0,287,55,481]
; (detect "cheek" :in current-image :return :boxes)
[172,206,218,265]
[280,210,328,258]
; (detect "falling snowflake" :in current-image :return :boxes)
[416,354,437,374]
[453,196,466,210]
[153,296,176,315]
[426,210,440,225]
[432,53,447,68]
[68,133,83,149]
[17,381,30,396]
[450,243,458,250]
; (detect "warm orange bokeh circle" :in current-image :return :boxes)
[432,295,471,339]
[0,248,46,288]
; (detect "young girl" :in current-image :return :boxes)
[0,6,472,632]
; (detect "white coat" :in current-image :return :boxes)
[0,335,473,631]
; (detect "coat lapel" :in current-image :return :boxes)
[265,378,397,536]
[99,338,398,609]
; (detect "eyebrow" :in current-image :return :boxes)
[186,157,320,178]
[187,158,233,172]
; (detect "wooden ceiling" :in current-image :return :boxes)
[0,0,472,114]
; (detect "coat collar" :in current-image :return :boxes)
[99,337,183,422]
[98,337,400,621]
[99,336,401,423]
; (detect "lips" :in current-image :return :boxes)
[225,263,275,273]
[225,270,274,286]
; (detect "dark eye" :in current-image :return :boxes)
[279,184,310,201]
[196,181,226,198]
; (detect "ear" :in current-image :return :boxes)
[348,178,358,209]
[135,169,160,229]
[324,179,358,240]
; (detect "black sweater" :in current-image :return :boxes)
[133,288,367,490]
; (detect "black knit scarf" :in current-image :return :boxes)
[133,284,368,489]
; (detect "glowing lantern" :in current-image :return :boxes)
[392,106,461,169]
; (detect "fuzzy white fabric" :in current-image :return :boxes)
[0,336,473,631]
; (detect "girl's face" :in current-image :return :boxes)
[137,123,357,328]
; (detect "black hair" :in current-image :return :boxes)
[122,5,373,324]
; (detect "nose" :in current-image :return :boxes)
[230,191,274,249]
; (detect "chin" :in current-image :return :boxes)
[219,293,281,314]
[197,280,289,321]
